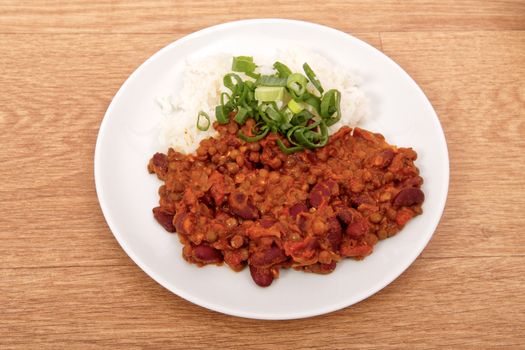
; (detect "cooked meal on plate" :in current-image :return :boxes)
[148,51,424,287]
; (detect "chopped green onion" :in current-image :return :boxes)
[245,71,261,79]
[220,92,231,108]
[238,84,251,105]
[238,124,270,142]
[255,86,285,102]
[303,62,324,94]
[234,107,250,125]
[196,111,211,131]
[258,103,283,130]
[291,120,328,149]
[215,105,230,124]
[273,61,292,78]
[303,93,321,114]
[256,75,287,87]
[235,55,254,62]
[232,56,257,74]
[286,73,308,100]
[223,73,244,94]
[277,139,304,154]
[320,89,342,126]
[286,125,306,146]
[287,99,304,114]
[290,110,314,126]
[195,57,343,155]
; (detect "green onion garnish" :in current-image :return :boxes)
[320,89,341,126]
[287,73,308,100]
[287,99,304,114]
[234,106,250,125]
[256,75,287,87]
[254,86,285,102]
[277,139,304,154]
[232,56,257,74]
[196,111,211,131]
[303,93,321,114]
[238,124,270,142]
[195,57,345,154]
[303,62,324,94]
[223,73,244,94]
[273,61,292,78]
[215,105,230,124]
[290,110,314,127]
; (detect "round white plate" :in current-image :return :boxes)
[95,19,449,320]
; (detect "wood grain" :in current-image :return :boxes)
[0,0,524,33]
[1,1,524,348]
[2,258,524,348]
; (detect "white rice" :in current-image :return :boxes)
[158,49,369,153]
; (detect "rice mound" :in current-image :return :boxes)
[158,49,369,153]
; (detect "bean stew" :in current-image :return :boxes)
[148,117,424,287]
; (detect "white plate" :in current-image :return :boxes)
[94,19,449,320]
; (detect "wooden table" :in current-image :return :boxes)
[1,1,524,348]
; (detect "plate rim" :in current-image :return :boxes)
[94,18,450,320]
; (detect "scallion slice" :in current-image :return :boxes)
[303,62,324,94]
[290,110,314,127]
[320,89,342,126]
[196,111,211,131]
[277,139,304,154]
[223,73,244,94]
[238,124,270,142]
[286,73,308,100]
[215,105,230,124]
[287,99,304,114]
[256,75,287,87]
[232,56,257,74]
[234,106,250,125]
[273,61,292,78]
[254,86,285,102]
[303,93,321,114]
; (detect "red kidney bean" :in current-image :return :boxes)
[228,192,259,220]
[249,245,287,267]
[152,207,175,232]
[249,265,274,287]
[345,219,369,238]
[326,217,342,251]
[393,187,425,207]
[193,245,223,263]
[153,207,175,232]
[289,202,308,219]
